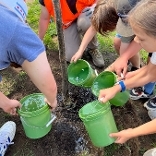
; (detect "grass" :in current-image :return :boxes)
[98,31,116,53]
[0,69,16,95]
[27,0,58,50]
[140,50,148,64]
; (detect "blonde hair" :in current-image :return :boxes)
[91,0,119,36]
[129,0,156,37]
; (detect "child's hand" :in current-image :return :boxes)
[3,99,21,115]
[71,52,83,63]
[112,57,128,77]
[98,85,121,103]
[44,98,57,111]
[104,63,115,72]
[110,128,134,144]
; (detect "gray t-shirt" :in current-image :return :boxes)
[0,4,45,70]
[114,0,141,42]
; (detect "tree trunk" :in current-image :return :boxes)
[52,0,69,105]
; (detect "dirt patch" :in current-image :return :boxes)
[1,49,156,156]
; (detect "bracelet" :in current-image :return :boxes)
[115,80,126,92]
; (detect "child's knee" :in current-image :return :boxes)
[77,15,91,32]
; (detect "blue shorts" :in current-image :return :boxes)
[115,33,122,38]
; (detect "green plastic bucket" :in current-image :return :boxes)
[79,100,118,147]
[91,71,129,106]
[67,59,97,87]
[18,93,56,139]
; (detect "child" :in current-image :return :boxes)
[71,0,140,73]
[0,1,57,115]
[98,0,156,154]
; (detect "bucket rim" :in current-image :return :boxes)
[18,105,49,117]
[79,107,111,121]
[79,100,110,120]
[19,93,49,117]
[67,59,93,85]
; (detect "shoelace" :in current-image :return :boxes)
[0,132,14,151]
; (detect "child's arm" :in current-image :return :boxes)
[38,5,51,40]
[110,119,156,144]
[110,40,142,76]
[99,62,156,104]
[22,52,57,109]
[71,25,96,62]
[0,92,21,115]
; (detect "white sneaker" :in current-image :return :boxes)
[0,121,16,156]
[143,148,156,156]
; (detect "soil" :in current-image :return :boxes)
[1,48,156,156]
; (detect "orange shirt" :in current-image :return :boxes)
[44,0,95,28]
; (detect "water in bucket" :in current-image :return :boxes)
[20,94,45,112]
[67,59,97,87]
[18,93,56,139]
[91,71,129,106]
[79,100,118,147]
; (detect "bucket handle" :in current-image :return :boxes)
[46,114,57,127]
[94,69,98,76]
[21,113,57,129]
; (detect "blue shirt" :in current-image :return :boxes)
[0,4,45,70]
